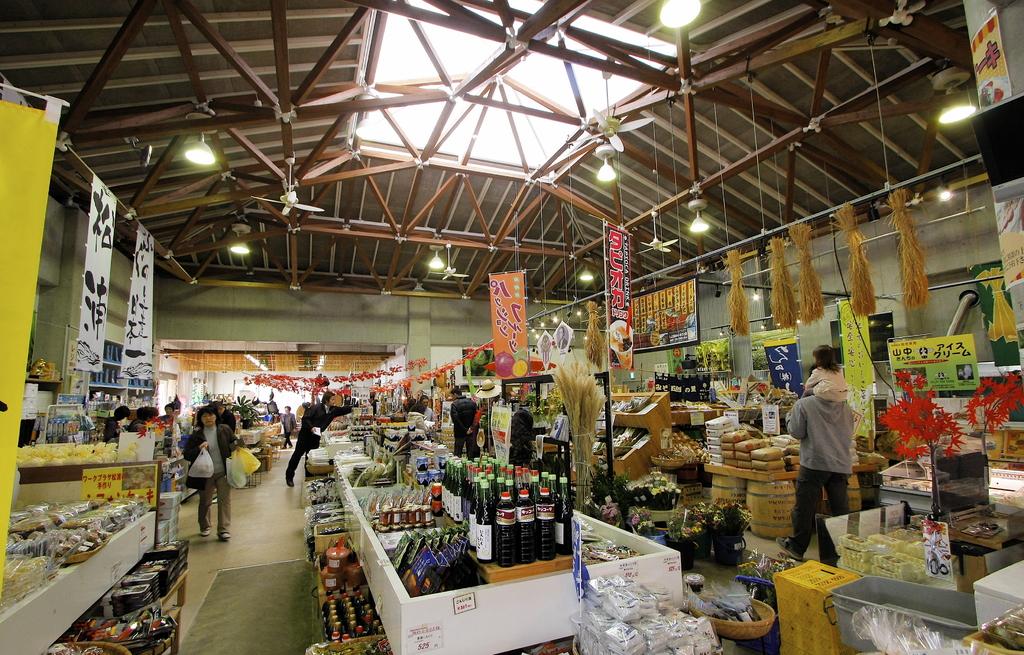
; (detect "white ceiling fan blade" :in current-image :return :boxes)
[878,16,893,26]
[899,14,914,25]
[451,273,469,278]
[253,196,287,205]
[609,134,624,152]
[618,117,653,132]
[639,247,654,254]
[282,205,292,216]
[292,203,325,213]
[661,239,679,248]
[593,108,608,128]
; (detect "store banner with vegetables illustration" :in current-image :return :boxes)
[75,175,117,372]
[888,334,980,392]
[122,226,155,380]
[838,300,875,445]
[0,97,59,596]
[487,272,528,378]
[605,223,633,369]
[971,262,1019,367]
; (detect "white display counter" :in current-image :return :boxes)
[0,512,156,655]
[339,478,683,655]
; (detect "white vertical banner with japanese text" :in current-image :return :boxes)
[122,225,155,380]
[606,223,633,370]
[75,176,116,372]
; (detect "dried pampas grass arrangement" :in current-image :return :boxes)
[585,300,605,369]
[725,249,749,336]
[836,203,876,316]
[789,222,824,323]
[889,187,929,309]
[769,236,798,328]
[553,360,606,511]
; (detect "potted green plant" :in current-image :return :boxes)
[667,509,706,570]
[708,501,751,566]
[627,506,656,538]
[232,397,262,429]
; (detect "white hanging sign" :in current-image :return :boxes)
[553,320,573,355]
[75,176,116,372]
[122,226,155,380]
[762,404,780,435]
[538,330,554,371]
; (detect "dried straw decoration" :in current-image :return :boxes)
[889,187,929,309]
[725,249,749,336]
[585,300,605,369]
[835,203,876,316]
[553,360,606,511]
[769,236,798,328]
[788,222,824,323]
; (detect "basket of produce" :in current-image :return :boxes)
[650,455,693,470]
[305,636,391,655]
[49,642,133,655]
[694,599,775,641]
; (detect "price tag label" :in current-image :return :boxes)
[724,410,739,424]
[406,623,444,653]
[452,591,476,615]
[663,553,681,574]
[618,559,640,580]
[762,404,780,435]
[691,412,705,426]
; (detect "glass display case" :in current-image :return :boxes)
[880,452,989,513]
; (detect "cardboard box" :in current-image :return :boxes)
[157,491,183,510]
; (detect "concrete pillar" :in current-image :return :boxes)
[407,296,432,392]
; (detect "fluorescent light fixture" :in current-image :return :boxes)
[660,0,701,28]
[579,270,595,283]
[597,159,616,182]
[938,187,953,201]
[689,211,710,233]
[244,353,267,371]
[428,252,445,270]
[938,102,976,124]
[230,244,250,255]
[184,134,215,165]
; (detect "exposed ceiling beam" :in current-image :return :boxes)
[293,7,368,105]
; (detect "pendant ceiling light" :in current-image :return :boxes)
[938,102,976,124]
[687,197,710,233]
[938,186,953,201]
[230,244,250,255]
[595,143,617,182]
[660,0,701,28]
[427,245,445,270]
[578,270,595,283]
[184,134,215,165]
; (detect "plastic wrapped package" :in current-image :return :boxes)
[872,553,925,582]
[852,605,956,654]
[602,588,644,622]
[838,534,875,552]
[601,622,646,655]
[979,605,1024,651]
[639,582,675,611]
[634,615,673,651]
[1,555,54,606]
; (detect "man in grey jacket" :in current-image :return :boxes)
[777,394,854,561]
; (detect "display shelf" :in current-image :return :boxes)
[89,383,127,390]
[26,377,61,389]
[470,552,573,584]
[705,463,798,482]
[0,512,156,655]
[339,478,683,655]
[610,392,671,479]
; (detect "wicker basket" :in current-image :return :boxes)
[64,542,106,565]
[695,599,775,641]
[71,643,132,655]
[650,456,697,470]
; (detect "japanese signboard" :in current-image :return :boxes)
[122,226,155,380]
[490,404,512,464]
[762,337,805,396]
[923,519,953,582]
[488,272,528,378]
[888,334,980,391]
[633,278,699,352]
[605,224,633,369]
[81,464,158,508]
[971,262,1020,367]
[971,8,1011,108]
[838,300,875,446]
[75,175,116,372]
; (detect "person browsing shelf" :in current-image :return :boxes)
[285,389,352,487]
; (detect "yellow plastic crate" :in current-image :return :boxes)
[775,561,860,655]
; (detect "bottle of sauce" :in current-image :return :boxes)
[476,479,494,563]
[556,476,573,555]
[495,490,517,567]
[536,487,556,560]
[516,488,536,564]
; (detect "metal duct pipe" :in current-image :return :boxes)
[947,290,980,336]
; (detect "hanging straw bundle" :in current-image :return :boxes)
[835,203,876,316]
[553,359,606,511]
[788,222,824,323]
[585,300,606,369]
[769,237,798,328]
[889,187,929,309]
[725,249,749,336]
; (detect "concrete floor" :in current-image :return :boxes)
[173,453,815,654]
[176,448,309,643]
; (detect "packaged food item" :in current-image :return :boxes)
[734,439,770,453]
[981,605,1024,651]
[752,459,785,471]
[750,447,784,461]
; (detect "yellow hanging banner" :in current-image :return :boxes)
[0,99,58,595]
[837,300,876,447]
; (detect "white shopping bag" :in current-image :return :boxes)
[226,454,248,488]
[190,449,215,478]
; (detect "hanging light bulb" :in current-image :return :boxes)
[938,102,976,124]
[752,290,761,301]
[687,197,709,233]
[938,186,953,202]
[428,250,445,270]
[184,134,215,165]
[579,270,595,283]
[576,309,582,317]
[552,315,560,323]
[229,244,250,255]
[595,143,616,182]
[660,0,701,28]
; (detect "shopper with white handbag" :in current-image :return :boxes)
[184,405,239,541]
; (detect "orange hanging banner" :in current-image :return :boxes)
[488,272,529,378]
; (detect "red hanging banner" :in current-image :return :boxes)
[488,271,529,378]
[606,223,633,370]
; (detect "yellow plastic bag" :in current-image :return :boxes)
[235,446,261,474]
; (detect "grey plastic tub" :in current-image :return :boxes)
[830,576,978,651]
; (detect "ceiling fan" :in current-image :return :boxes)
[251,156,325,216]
[428,243,468,280]
[639,210,678,254]
[879,0,925,26]
[573,108,653,153]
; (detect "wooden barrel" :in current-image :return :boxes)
[847,474,862,512]
[711,476,747,503]
[746,480,796,538]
